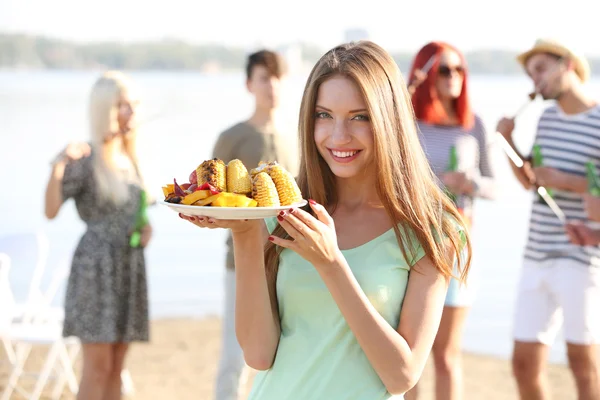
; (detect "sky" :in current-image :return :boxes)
[1,0,598,56]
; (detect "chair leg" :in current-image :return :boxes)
[121,369,135,396]
[66,343,81,393]
[1,337,16,364]
[29,341,62,400]
[0,343,31,400]
[50,342,80,399]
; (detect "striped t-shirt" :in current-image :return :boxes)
[417,115,497,220]
[525,104,600,267]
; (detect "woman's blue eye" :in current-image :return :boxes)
[315,111,331,119]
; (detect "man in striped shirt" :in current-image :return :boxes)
[497,39,600,400]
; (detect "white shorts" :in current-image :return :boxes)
[513,258,600,345]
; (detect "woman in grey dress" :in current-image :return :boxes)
[44,71,151,400]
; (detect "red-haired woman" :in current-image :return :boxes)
[405,42,497,400]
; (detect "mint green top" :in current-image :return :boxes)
[247,218,428,400]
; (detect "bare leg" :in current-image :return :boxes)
[566,343,600,400]
[511,341,550,400]
[103,343,130,400]
[431,306,468,400]
[77,343,113,400]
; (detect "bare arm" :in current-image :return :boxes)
[232,222,280,370]
[44,161,67,219]
[44,143,91,219]
[565,222,600,246]
[584,194,600,222]
[558,173,587,193]
[510,159,536,190]
[496,117,536,190]
[318,253,449,395]
[530,166,587,194]
[407,69,427,96]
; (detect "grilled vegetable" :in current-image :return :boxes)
[227,159,252,194]
[252,172,280,207]
[196,158,227,192]
[266,163,303,206]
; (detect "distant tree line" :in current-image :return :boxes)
[1,33,598,76]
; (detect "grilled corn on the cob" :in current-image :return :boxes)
[252,172,280,207]
[226,159,252,194]
[267,163,302,206]
[250,161,271,177]
[196,158,227,192]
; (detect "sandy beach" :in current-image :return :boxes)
[1,317,576,399]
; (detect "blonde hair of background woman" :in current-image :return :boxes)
[89,70,141,206]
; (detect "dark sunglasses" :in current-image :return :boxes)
[438,65,465,77]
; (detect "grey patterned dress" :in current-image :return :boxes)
[61,152,149,343]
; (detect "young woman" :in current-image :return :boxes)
[405,42,497,400]
[44,71,151,400]
[181,41,471,399]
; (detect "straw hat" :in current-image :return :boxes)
[516,38,590,82]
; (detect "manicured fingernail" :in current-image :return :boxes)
[279,211,285,216]
[308,199,316,205]
[178,213,183,218]
[277,215,283,221]
[289,208,294,213]
[198,217,204,221]
[268,236,274,241]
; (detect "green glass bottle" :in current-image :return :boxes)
[130,190,149,248]
[532,145,543,169]
[448,145,459,172]
[445,146,459,205]
[531,144,553,199]
[586,161,600,197]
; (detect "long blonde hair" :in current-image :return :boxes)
[89,71,140,206]
[264,41,472,315]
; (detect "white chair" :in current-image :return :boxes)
[1,322,80,400]
[0,237,80,400]
[121,369,135,396]
[0,232,136,398]
[0,253,16,364]
[0,231,50,323]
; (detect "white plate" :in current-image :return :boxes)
[159,199,308,220]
